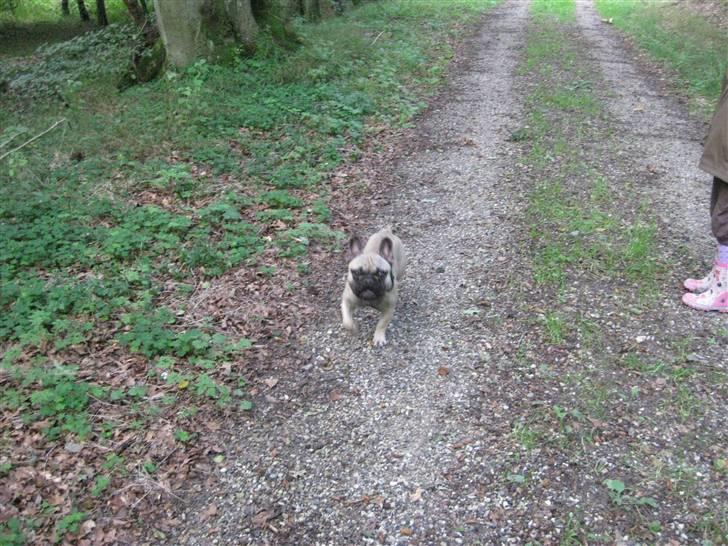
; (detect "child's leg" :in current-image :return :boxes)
[683,178,728,311]
[711,177,728,261]
[684,178,728,292]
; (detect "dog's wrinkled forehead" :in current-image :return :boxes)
[348,253,391,273]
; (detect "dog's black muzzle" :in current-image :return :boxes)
[353,283,384,301]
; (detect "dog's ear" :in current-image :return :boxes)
[379,237,394,263]
[348,236,365,258]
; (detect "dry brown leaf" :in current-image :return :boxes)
[200,504,218,521]
[252,509,274,527]
[400,527,413,536]
[263,377,279,389]
[437,366,449,376]
[409,487,423,502]
[80,519,96,536]
[452,437,473,449]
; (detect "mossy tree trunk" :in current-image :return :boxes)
[118,0,164,87]
[153,0,259,68]
[123,0,158,44]
[154,0,368,69]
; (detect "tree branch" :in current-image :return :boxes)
[0,118,67,162]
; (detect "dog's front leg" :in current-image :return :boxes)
[372,305,395,347]
[341,297,358,334]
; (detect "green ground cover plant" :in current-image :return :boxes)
[0,0,499,542]
[595,0,728,105]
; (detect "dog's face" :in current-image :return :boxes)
[346,236,395,302]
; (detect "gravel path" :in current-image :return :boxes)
[169,1,727,544]
[175,1,530,544]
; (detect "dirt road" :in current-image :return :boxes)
[170,1,727,544]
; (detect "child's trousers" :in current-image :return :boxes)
[711,177,728,245]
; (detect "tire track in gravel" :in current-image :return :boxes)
[575,0,715,257]
[173,1,531,544]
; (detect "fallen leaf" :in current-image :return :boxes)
[329,390,342,402]
[437,367,449,376]
[252,509,274,528]
[64,442,83,453]
[400,527,413,536]
[80,519,96,536]
[409,487,423,502]
[200,505,218,521]
[263,377,279,389]
[452,437,474,449]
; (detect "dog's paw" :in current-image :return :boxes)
[372,332,387,347]
[342,320,358,334]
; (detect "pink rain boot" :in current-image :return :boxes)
[683,264,718,294]
[682,263,728,312]
[683,269,713,292]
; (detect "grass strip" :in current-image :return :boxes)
[595,0,727,104]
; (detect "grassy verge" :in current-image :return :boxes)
[0,1,498,542]
[509,0,726,543]
[523,0,663,299]
[595,0,727,107]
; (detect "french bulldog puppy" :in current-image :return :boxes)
[341,227,406,346]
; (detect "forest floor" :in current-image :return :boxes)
[1,0,726,544]
[162,0,727,544]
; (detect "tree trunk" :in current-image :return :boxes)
[61,0,70,15]
[154,0,259,68]
[122,0,145,26]
[224,0,260,50]
[332,0,353,14]
[302,0,320,20]
[96,0,108,25]
[122,0,158,45]
[77,0,90,20]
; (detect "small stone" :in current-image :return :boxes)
[65,442,83,453]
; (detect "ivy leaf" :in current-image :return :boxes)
[604,479,625,493]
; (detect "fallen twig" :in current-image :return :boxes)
[369,31,385,46]
[0,118,67,162]
[0,131,23,150]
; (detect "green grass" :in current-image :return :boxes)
[0,0,132,57]
[1,0,130,22]
[0,1,500,542]
[520,11,663,296]
[531,0,575,22]
[595,0,728,104]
